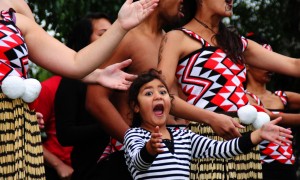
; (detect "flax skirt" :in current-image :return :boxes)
[0,93,45,179]
[189,121,262,180]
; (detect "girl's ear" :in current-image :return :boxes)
[134,105,140,113]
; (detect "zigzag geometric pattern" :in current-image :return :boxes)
[176,28,248,112]
[0,10,29,83]
[260,139,295,164]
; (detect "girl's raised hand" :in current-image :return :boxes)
[147,126,164,155]
[254,117,293,145]
[117,0,159,31]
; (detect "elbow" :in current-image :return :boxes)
[62,67,87,80]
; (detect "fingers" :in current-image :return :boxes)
[212,115,242,140]
[141,0,159,15]
[125,73,137,81]
[270,116,282,125]
[117,59,133,69]
[218,128,241,140]
[279,126,292,134]
[279,132,293,140]
[141,0,159,9]
[232,118,245,129]
[150,126,164,153]
[273,127,293,145]
[225,128,242,140]
[154,126,160,133]
[275,135,292,145]
[125,0,133,5]
[115,84,130,91]
[36,112,43,118]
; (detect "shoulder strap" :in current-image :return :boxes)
[177,28,208,47]
[274,90,288,106]
[245,90,264,106]
[1,8,16,23]
[241,36,248,52]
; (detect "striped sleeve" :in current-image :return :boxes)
[124,128,156,171]
[190,131,255,159]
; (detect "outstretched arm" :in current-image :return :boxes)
[245,40,300,78]
[269,113,300,126]
[16,0,159,79]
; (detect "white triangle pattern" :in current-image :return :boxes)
[0,15,29,81]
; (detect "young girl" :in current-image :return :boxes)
[124,69,292,180]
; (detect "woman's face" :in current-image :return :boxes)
[158,0,184,24]
[200,0,234,17]
[90,18,112,43]
[135,79,171,130]
[247,65,273,84]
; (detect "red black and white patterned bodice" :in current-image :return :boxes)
[176,28,248,112]
[246,90,295,165]
[0,9,29,84]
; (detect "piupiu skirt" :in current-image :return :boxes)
[0,93,45,179]
[189,121,262,180]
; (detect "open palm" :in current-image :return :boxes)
[118,0,159,30]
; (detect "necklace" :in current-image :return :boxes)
[193,17,216,34]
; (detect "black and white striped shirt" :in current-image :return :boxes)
[124,128,254,180]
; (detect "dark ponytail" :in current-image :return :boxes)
[215,22,245,64]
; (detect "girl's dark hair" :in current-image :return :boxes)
[66,12,112,51]
[128,69,172,127]
[183,0,245,64]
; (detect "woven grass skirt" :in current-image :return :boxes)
[0,93,45,179]
[189,121,262,180]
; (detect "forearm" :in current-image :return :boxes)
[71,20,127,78]
[250,130,263,145]
[86,88,129,142]
[80,69,102,84]
[270,113,300,126]
[170,96,216,125]
[43,146,66,169]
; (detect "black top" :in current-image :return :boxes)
[55,78,109,180]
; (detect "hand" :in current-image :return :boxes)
[256,117,293,145]
[36,112,44,129]
[146,126,164,155]
[117,0,159,30]
[210,113,244,140]
[55,163,74,180]
[99,59,137,90]
[81,59,137,90]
